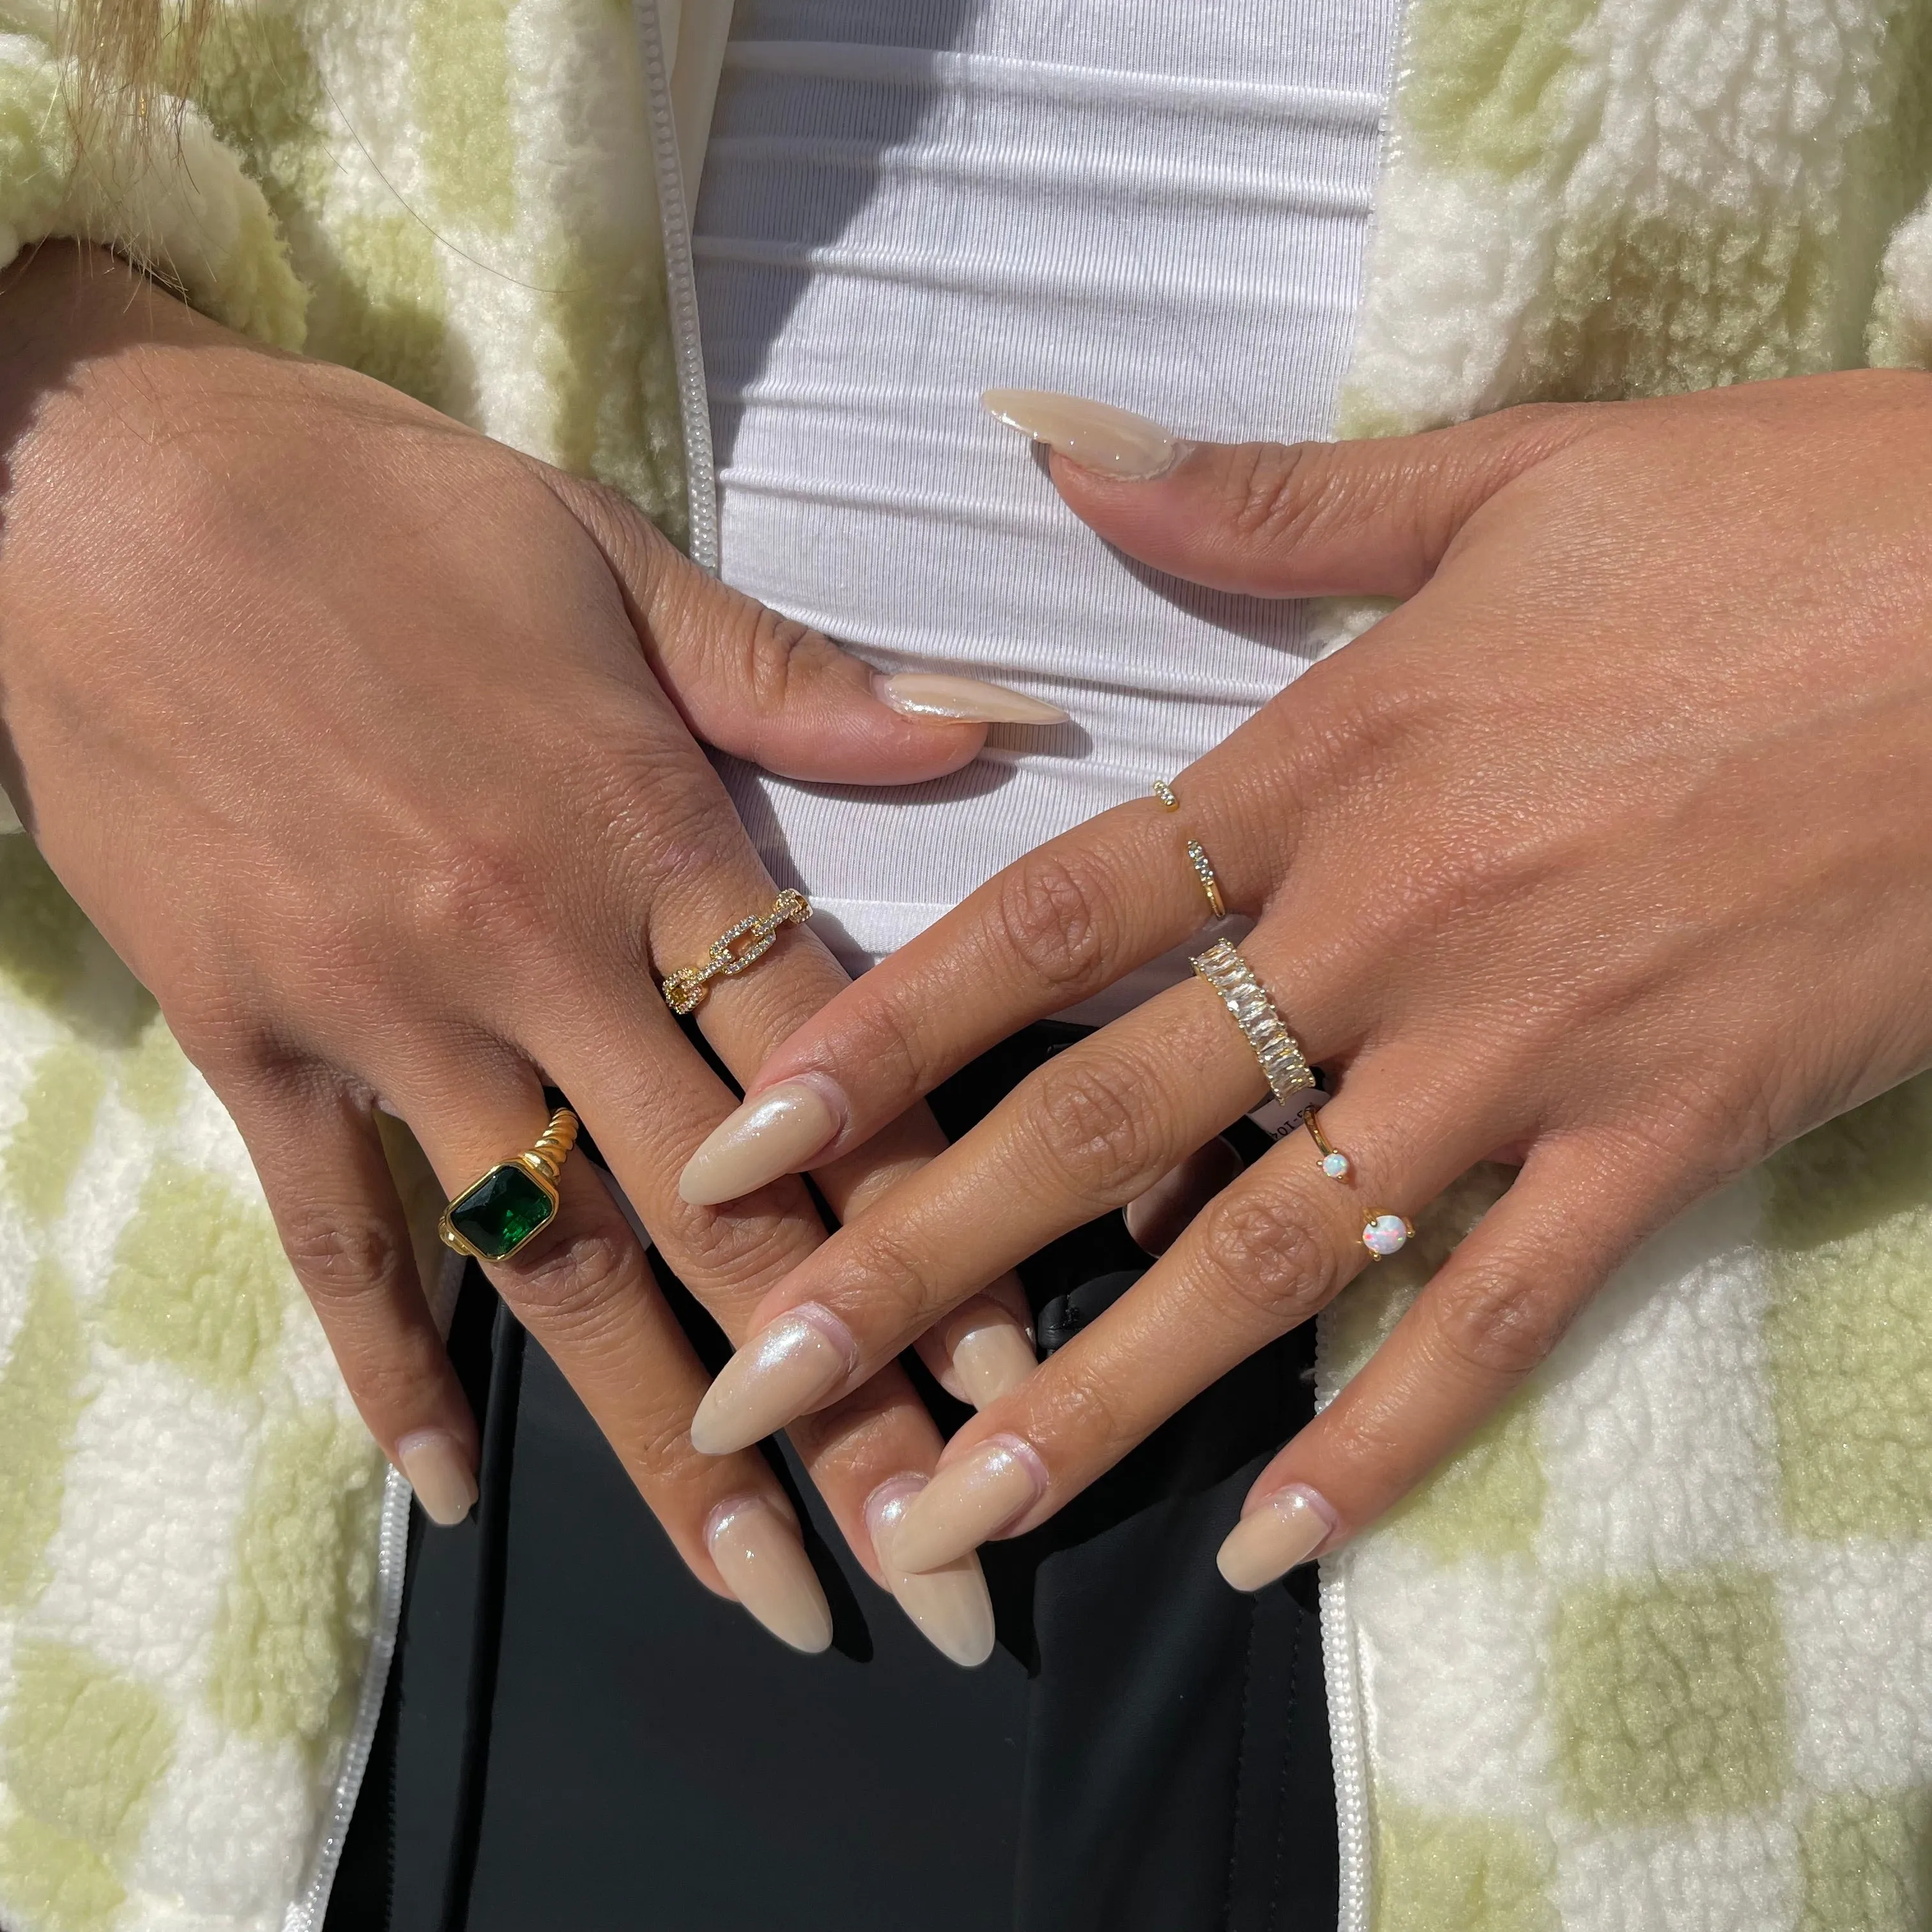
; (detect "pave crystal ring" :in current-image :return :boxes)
[1186,840,1227,920]
[1191,939,1316,1109]
[439,1108,579,1263]
[662,889,812,1016]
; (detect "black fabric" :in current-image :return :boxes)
[328,1023,1338,1932]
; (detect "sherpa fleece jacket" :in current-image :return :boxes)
[1,3,1932,1929]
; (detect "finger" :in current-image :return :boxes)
[1124,1135,1244,1256]
[684,788,1250,1199]
[1218,1133,1683,1590]
[689,967,1341,1453]
[537,464,1064,784]
[877,1059,1514,1576]
[230,1071,480,1525]
[983,388,1593,599]
[408,1080,834,1652]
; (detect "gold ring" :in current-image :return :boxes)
[1305,1112,1412,1258]
[439,1107,579,1262]
[1191,939,1315,1108]
[662,889,812,1015]
[1152,778,1179,811]
[1187,839,1227,919]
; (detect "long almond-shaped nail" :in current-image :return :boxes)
[884,1434,1046,1575]
[706,1497,833,1653]
[397,1429,478,1528]
[690,1304,856,1456]
[949,1317,1038,1408]
[680,1077,844,1206]
[983,388,1181,480]
[873,671,1068,724]
[1216,1485,1337,1591]
[868,1480,996,1667]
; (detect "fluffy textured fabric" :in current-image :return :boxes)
[1319,3,1932,1928]
[1,0,1931,1928]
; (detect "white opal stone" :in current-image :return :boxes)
[1362,1213,1409,1257]
[1322,1152,1352,1180]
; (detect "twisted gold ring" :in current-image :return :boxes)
[439,1107,579,1263]
[662,889,812,1016]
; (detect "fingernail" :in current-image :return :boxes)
[690,1303,857,1456]
[1216,1484,1337,1591]
[706,1497,833,1654]
[983,387,1181,480]
[679,1077,845,1206]
[873,671,1068,725]
[949,1318,1038,1408]
[396,1430,478,1528]
[884,1434,1046,1575]
[868,1478,996,1668]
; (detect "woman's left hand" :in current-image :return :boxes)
[674,370,1932,1588]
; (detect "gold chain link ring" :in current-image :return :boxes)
[661,889,813,1016]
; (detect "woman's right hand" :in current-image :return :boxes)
[0,243,1048,1662]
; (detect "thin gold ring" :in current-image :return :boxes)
[662,889,812,1016]
[438,1107,579,1263]
[1305,1113,1411,1257]
[1186,839,1227,920]
[1152,778,1179,811]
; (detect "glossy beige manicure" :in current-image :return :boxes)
[873,671,1068,724]
[706,1498,834,1653]
[949,1317,1038,1408]
[869,1480,996,1667]
[983,388,1181,480]
[397,1429,478,1528]
[690,1303,855,1456]
[1216,1485,1337,1591]
[884,1434,1046,1575]
[680,1078,843,1206]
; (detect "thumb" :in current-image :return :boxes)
[538,466,1065,785]
[984,389,1590,601]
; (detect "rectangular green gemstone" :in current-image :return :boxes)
[448,1162,556,1260]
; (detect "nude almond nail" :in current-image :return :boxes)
[706,1497,833,1654]
[873,671,1068,724]
[949,1319,1039,1408]
[868,1480,996,1668]
[884,1435,1046,1575]
[1216,1485,1337,1591]
[689,1304,856,1457]
[397,1430,478,1528]
[983,387,1182,479]
[679,1078,844,1206]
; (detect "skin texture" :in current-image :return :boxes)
[703,369,1932,1571]
[0,243,1032,1630]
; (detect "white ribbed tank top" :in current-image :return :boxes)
[694,0,1397,1016]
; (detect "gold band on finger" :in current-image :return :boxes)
[1186,839,1227,920]
[662,889,812,1016]
[1152,778,1179,811]
[438,1107,579,1263]
[1303,1110,1413,1258]
[1191,939,1315,1109]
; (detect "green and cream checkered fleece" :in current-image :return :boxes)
[2,0,1932,1926]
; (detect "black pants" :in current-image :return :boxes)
[327,1025,1339,1932]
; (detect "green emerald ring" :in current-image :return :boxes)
[438,1107,579,1262]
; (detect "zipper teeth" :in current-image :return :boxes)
[635,0,721,572]
[282,1464,413,1932]
[1315,1307,1372,1932]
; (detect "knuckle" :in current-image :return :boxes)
[1191,1188,1337,1330]
[282,1207,412,1303]
[510,1224,638,1327]
[617,1397,707,1492]
[1432,1268,1570,1382]
[1217,440,1324,550]
[1027,1050,1168,1204]
[993,847,1117,995]
[408,834,546,950]
[662,1199,807,1299]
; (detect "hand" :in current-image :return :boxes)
[0,244,1046,1660]
[677,371,1932,1590]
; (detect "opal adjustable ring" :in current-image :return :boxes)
[439,1107,579,1263]
[662,889,812,1016]
[1303,1109,1412,1258]
[1186,840,1227,920]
